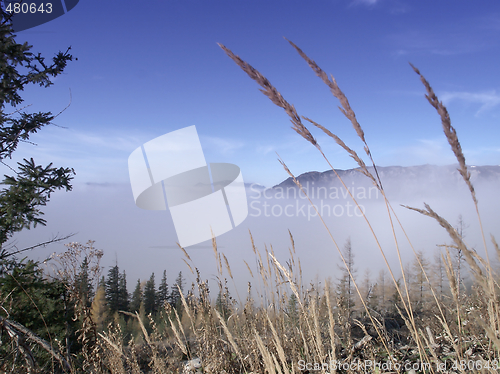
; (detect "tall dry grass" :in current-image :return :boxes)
[86,41,500,374]
[90,231,499,374]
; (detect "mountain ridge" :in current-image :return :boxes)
[267,164,500,201]
[274,164,500,188]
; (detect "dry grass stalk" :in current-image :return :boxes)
[324,281,337,372]
[310,295,325,363]
[285,39,385,189]
[281,44,423,330]
[405,204,485,287]
[419,328,440,367]
[265,312,290,374]
[297,44,479,368]
[492,235,500,261]
[303,116,378,188]
[244,260,254,278]
[281,44,445,345]
[101,335,126,374]
[178,243,193,262]
[443,248,459,303]
[268,252,323,360]
[218,43,318,148]
[220,43,418,343]
[254,328,277,374]
[167,311,188,357]
[214,308,245,368]
[182,258,194,274]
[410,64,495,313]
[277,157,399,364]
[409,64,474,204]
[125,343,143,374]
[219,40,500,371]
[173,307,189,349]
[284,39,365,145]
[222,253,233,280]
[178,285,198,340]
[138,313,168,374]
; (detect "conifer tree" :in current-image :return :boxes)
[410,250,431,311]
[143,272,156,315]
[286,293,299,328]
[215,288,231,321]
[75,256,94,308]
[157,270,169,308]
[0,21,74,261]
[99,276,105,288]
[130,279,143,313]
[0,259,68,341]
[0,24,75,366]
[170,271,184,310]
[432,250,446,302]
[336,237,356,319]
[375,269,389,314]
[118,270,129,312]
[105,264,120,313]
[360,268,374,316]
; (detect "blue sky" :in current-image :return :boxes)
[12,0,500,187]
[5,0,500,288]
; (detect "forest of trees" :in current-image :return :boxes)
[89,265,186,335]
[336,240,464,313]
[324,234,470,339]
[0,231,473,371]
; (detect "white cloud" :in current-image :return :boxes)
[377,136,500,168]
[256,145,275,155]
[380,138,456,166]
[355,0,379,4]
[201,135,245,155]
[253,134,318,157]
[0,127,150,185]
[388,15,499,57]
[441,90,500,116]
[71,131,143,151]
[351,0,409,13]
[390,31,484,56]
